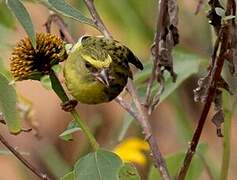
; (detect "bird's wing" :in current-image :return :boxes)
[125,48,143,70]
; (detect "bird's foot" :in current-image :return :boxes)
[61,100,78,112]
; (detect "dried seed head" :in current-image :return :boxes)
[10,33,67,81]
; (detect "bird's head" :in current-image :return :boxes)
[80,46,113,87]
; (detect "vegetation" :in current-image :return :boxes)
[0,0,236,180]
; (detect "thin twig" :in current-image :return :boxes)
[115,96,138,119]
[0,133,48,180]
[84,0,112,38]
[45,14,75,44]
[83,0,170,179]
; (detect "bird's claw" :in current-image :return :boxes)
[61,100,78,112]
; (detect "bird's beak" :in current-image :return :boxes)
[93,69,110,87]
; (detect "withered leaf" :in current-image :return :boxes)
[194,75,211,103]
[157,0,179,81]
[211,109,224,137]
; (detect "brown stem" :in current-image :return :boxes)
[0,133,49,180]
[177,25,230,180]
[127,80,170,180]
[145,0,166,106]
[83,0,170,179]
[45,14,75,44]
[115,96,138,119]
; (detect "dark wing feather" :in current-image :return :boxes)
[126,48,143,70]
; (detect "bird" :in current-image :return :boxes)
[63,35,143,104]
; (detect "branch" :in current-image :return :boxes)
[0,133,48,180]
[83,0,170,179]
[177,1,234,177]
[45,13,75,44]
[84,0,112,38]
[127,80,170,179]
[115,96,138,119]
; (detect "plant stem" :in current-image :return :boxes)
[177,24,230,180]
[220,111,231,180]
[45,14,75,44]
[70,110,99,150]
[49,70,99,151]
[127,80,170,180]
[0,133,48,180]
[84,0,112,38]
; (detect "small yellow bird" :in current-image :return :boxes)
[63,36,143,104]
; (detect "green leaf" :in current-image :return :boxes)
[223,15,236,21]
[148,144,207,180]
[52,64,62,73]
[61,171,74,180]
[215,7,225,17]
[47,0,95,27]
[6,0,36,48]
[0,3,15,28]
[119,163,140,180]
[74,149,123,180]
[40,75,52,90]
[0,73,21,133]
[59,121,81,141]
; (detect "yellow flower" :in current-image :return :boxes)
[10,33,67,81]
[114,137,149,165]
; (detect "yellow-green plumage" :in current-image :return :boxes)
[64,36,143,104]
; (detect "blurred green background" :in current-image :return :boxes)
[0,0,236,180]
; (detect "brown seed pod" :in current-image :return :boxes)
[10,33,67,81]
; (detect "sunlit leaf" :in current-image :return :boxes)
[40,75,52,90]
[0,73,21,133]
[75,149,123,180]
[59,121,81,141]
[119,163,140,180]
[215,7,225,17]
[6,0,36,48]
[61,171,74,180]
[47,0,95,27]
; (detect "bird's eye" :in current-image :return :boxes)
[85,62,92,68]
